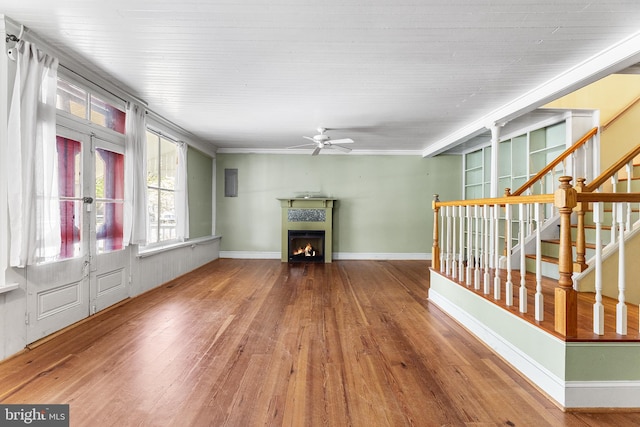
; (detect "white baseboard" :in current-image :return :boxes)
[565,381,640,409]
[333,252,431,260]
[219,251,280,259]
[220,251,432,261]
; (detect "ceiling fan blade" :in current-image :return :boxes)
[288,143,316,149]
[331,144,352,153]
[303,136,316,142]
[311,146,322,156]
[328,138,354,145]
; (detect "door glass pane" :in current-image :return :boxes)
[96,148,124,253]
[55,136,82,261]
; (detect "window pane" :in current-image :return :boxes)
[160,137,177,190]
[96,148,125,254]
[159,189,176,241]
[90,95,126,133]
[145,130,178,245]
[147,188,160,245]
[147,131,160,188]
[57,78,87,119]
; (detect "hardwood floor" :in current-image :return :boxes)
[1,259,640,426]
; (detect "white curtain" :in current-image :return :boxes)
[123,102,148,246]
[175,142,189,240]
[7,40,60,267]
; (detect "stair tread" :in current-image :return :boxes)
[542,238,598,249]
[524,253,559,264]
[573,224,612,230]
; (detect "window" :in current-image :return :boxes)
[56,77,126,134]
[91,95,126,133]
[146,130,178,244]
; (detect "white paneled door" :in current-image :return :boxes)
[26,128,129,343]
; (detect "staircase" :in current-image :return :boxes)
[523,154,640,280]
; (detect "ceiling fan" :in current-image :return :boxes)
[289,128,354,156]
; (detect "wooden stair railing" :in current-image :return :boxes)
[432,178,640,338]
[584,143,640,192]
[510,127,598,197]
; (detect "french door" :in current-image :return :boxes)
[25,127,129,343]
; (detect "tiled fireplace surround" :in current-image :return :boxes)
[278,198,334,263]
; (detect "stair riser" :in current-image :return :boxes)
[525,258,560,280]
[539,241,595,261]
[615,179,640,193]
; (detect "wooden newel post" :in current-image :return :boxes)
[574,178,588,272]
[432,195,440,271]
[554,176,578,337]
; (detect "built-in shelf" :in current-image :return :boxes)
[0,283,20,294]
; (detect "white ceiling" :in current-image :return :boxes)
[3,1,640,156]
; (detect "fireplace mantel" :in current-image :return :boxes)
[278,198,335,263]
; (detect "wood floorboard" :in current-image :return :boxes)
[1,258,640,426]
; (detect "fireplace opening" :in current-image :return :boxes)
[288,230,325,263]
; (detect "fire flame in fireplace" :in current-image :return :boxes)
[293,242,315,256]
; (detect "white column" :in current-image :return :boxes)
[488,123,502,198]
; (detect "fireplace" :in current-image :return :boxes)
[278,197,335,263]
[288,230,325,262]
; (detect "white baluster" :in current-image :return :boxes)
[611,176,618,246]
[459,205,465,281]
[534,203,543,321]
[440,206,445,273]
[627,161,632,231]
[616,202,627,335]
[466,206,473,286]
[474,205,481,290]
[451,205,457,280]
[593,202,604,335]
[445,206,452,276]
[519,203,527,313]
[483,204,491,295]
[505,204,513,306]
[494,203,501,300]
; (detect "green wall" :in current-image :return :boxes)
[215,153,461,256]
[187,147,213,238]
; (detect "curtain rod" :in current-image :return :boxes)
[5,23,24,43]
